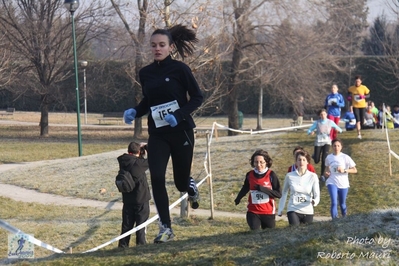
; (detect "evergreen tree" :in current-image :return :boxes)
[362,16,390,55]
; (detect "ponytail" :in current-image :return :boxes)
[152,24,198,59]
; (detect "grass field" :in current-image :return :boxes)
[0,112,399,265]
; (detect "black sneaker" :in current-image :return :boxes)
[188,177,200,209]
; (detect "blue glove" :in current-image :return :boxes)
[164,114,177,127]
[123,108,136,124]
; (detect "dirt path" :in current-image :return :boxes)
[0,162,330,222]
[0,161,243,218]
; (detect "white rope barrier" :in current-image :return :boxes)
[390,150,399,160]
[2,116,396,255]
[84,120,312,252]
[83,174,209,253]
[0,219,65,254]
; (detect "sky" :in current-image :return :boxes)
[368,0,398,22]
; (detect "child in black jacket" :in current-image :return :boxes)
[118,142,151,247]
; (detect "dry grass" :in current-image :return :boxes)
[1,197,398,265]
[1,112,399,265]
[1,111,295,128]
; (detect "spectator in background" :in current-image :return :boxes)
[377,104,384,129]
[385,105,394,129]
[343,106,356,131]
[368,101,379,118]
[392,105,399,128]
[295,96,305,126]
[347,75,370,139]
[234,149,282,230]
[324,84,345,140]
[363,105,376,129]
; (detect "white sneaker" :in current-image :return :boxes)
[154,223,174,243]
[357,134,362,139]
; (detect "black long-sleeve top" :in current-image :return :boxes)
[235,170,282,203]
[134,55,203,134]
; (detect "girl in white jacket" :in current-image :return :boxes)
[278,151,320,225]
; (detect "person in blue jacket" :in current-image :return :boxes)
[343,106,356,131]
[324,84,345,140]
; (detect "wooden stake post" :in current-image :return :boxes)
[206,133,214,219]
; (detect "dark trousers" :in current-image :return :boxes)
[147,129,194,228]
[118,202,150,247]
[287,211,313,226]
[246,212,276,230]
[313,144,330,177]
[353,107,366,123]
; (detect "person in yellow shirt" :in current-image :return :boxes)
[347,75,370,139]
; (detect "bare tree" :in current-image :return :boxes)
[0,0,110,136]
[110,0,148,138]
[110,0,231,128]
[0,34,14,88]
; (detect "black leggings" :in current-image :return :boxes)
[353,107,366,124]
[246,212,276,230]
[313,144,330,177]
[287,211,313,226]
[147,129,195,228]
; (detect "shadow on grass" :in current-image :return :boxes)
[12,209,398,265]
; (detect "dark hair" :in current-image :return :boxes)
[355,75,362,80]
[250,149,273,168]
[292,146,304,155]
[128,142,141,154]
[295,150,310,163]
[331,138,343,147]
[318,108,327,116]
[152,24,198,59]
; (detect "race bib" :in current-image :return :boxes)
[349,119,356,125]
[317,133,330,143]
[331,165,344,173]
[354,95,362,102]
[250,190,269,204]
[151,100,180,128]
[365,119,373,126]
[293,193,310,205]
[328,98,337,106]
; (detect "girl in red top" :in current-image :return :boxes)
[234,149,282,230]
[287,146,316,173]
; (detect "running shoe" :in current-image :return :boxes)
[188,177,200,209]
[357,134,362,139]
[154,223,174,243]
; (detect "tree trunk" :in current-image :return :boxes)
[39,97,49,137]
[257,86,263,130]
[226,88,238,136]
[133,0,148,139]
[226,42,241,136]
[133,45,144,138]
